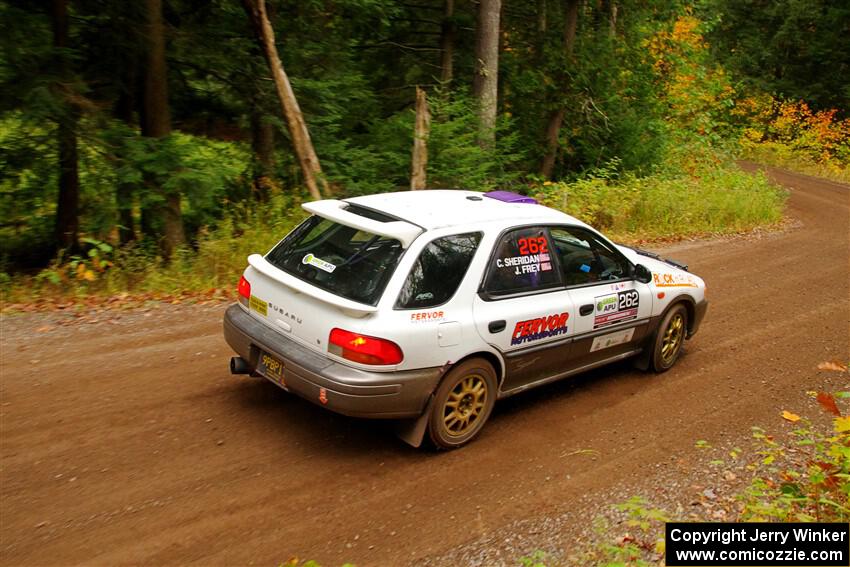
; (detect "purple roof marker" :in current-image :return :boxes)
[483,190,538,204]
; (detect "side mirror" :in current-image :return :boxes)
[634,263,652,284]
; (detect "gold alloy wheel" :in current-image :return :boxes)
[442,374,488,437]
[660,312,685,364]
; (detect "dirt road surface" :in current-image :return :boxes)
[1,165,848,566]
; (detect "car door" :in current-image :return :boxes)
[472,226,576,393]
[549,226,653,368]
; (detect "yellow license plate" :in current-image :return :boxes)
[258,351,285,387]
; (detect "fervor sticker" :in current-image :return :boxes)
[511,312,569,346]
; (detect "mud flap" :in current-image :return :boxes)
[632,331,656,371]
[632,346,651,371]
[394,395,434,448]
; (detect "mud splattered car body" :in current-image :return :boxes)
[224,190,707,448]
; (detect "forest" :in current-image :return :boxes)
[1,0,848,300]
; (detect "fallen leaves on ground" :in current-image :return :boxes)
[781,410,801,422]
[817,361,848,372]
[816,392,842,417]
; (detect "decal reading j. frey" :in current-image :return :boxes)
[302,253,336,273]
[593,290,639,329]
[511,312,569,346]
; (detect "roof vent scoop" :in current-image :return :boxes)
[483,190,538,204]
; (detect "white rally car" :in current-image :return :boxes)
[223,190,707,448]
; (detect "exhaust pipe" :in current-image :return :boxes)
[230,356,252,375]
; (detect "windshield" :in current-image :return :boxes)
[265,214,404,305]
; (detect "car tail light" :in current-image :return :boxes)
[237,275,251,306]
[328,328,403,366]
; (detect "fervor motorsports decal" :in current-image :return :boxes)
[593,289,639,329]
[511,312,569,346]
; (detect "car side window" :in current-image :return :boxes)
[396,232,482,309]
[484,227,561,296]
[549,227,631,287]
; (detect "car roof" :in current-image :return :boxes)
[344,189,579,231]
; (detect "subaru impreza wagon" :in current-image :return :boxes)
[223,190,707,448]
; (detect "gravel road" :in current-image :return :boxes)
[1,164,848,566]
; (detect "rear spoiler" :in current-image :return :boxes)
[302,199,423,248]
[247,254,378,317]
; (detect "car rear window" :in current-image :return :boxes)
[396,232,482,309]
[265,214,404,305]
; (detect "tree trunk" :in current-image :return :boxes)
[242,0,326,201]
[410,87,430,190]
[536,0,547,62]
[473,0,501,149]
[115,73,137,245]
[51,0,80,253]
[250,103,275,201]
[608,1,617,36]
[439,0,455,84]
[537,0,548,34]
[540,0,580,179]
[142,0,184,259]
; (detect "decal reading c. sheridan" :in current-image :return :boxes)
[511,312,569,346]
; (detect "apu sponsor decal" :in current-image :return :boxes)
[593,290,639,329]
[410,310,444,323]
[511,312,569,346]
[302,253,336,273]
[652,272,697,288]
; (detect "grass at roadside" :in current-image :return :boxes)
[0,194,307,309]
[740,145,850,184]
[535,157,787,243]
[0,156,787,311]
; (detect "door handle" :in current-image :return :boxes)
[488,320,506,333]
[580,304,594,316]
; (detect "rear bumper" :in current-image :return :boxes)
[223,304,441,419]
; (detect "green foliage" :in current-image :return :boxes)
[741,406,850,522]
[706,0,850,112]
[536,149,787,241]
[110,195,305,294]
[10,193,306,302]
[371,91,524,191]
[3,0,837,296]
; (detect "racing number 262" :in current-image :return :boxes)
[619,290,639,309]
[518,236,548,255]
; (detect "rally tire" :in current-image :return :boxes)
[651,304,688,372]
[427,358,497,450]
